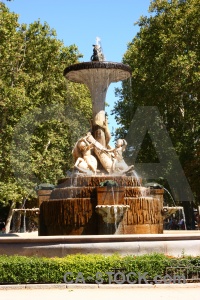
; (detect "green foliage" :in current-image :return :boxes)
[0,3,92,209]
[123,253,169,280]
[0,253,199,284]
[113,0,200,203]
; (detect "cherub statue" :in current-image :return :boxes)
[102,138,134,174]
[112,139,134,174]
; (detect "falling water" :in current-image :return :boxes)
[111,186,119,233]
[132,170,141,186]
[23,211,26,233]
[105,216,110,234]
[163,187,176,206]
[70,173,74,187]
[96,204,129,234]
[140,187,148,197]
[71,169,78,187]
[180,207,187,230]
[111,186,115,203]
[114,206,118,233]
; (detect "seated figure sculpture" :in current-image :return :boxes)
[72,136,97,174]
[72,131,134,175]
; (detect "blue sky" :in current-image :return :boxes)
[5,0,152,145]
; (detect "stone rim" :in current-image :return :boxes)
[63,61,132,77]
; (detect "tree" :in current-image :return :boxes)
[113,0,200,205]
[0,3,92,231]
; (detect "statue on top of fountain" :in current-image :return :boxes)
[72,119,134,175]
[91,44,104,62]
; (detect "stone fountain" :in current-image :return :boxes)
[2,45,200,260]
[38,45,164,236]
[2,45,200,259]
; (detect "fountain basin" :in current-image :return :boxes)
[63,62,132,83]
[95,204,130,224]
[162,206,185,219]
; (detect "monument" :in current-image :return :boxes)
[38,43,164,235]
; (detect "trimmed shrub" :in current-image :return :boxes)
[0,253,199,284]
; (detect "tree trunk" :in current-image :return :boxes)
[5,201,15,233]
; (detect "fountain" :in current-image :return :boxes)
[38,44,164,236]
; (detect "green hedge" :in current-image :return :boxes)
[0,253,199,284]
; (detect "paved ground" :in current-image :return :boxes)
[1,284,200,300]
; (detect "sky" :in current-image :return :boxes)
[5,0,152,145]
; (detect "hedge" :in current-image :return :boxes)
[0,253,200,284]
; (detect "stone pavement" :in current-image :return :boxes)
[0,284,200,300]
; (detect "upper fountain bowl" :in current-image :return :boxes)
[63,61,132,84]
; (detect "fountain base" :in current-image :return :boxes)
[38,175,164,235]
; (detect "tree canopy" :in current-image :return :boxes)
[0,3,92,211]
[113,0,200,203]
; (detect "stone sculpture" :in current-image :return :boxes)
[72,135,97,175]
[91,44,104,61]
[72,131,134,175]
[108,139,134,174]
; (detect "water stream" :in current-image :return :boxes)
[179,206,187,230]
[163,187,176,206]
[132,170,141,186]
[114,205,118,233]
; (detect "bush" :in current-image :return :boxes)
[0,253,199,284]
